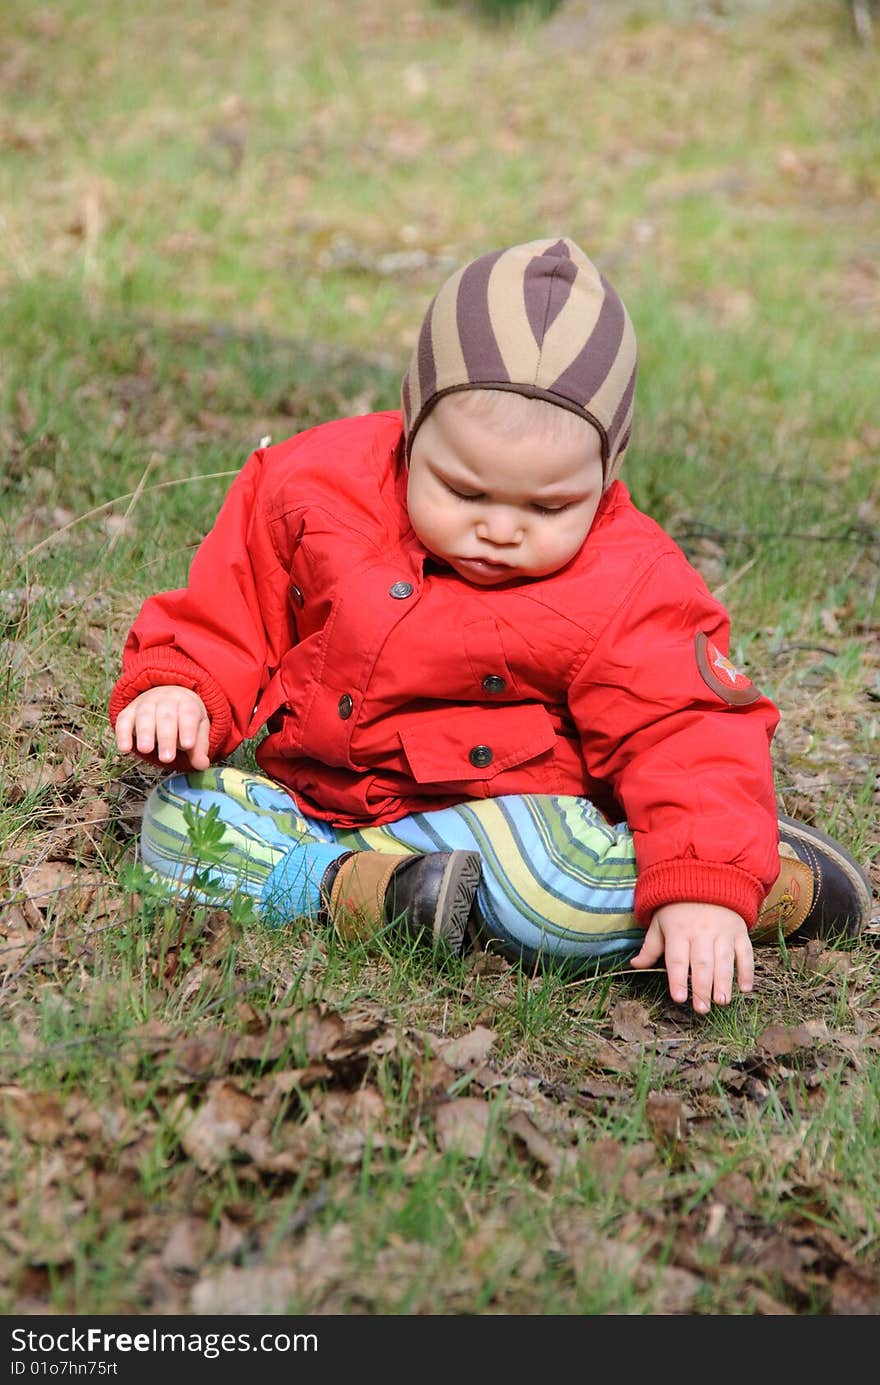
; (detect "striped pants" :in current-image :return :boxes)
[140,765,643,967]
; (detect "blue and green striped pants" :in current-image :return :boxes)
[140,766,642,967]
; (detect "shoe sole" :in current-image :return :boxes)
[431,850,482,954]
[777,813,873,935]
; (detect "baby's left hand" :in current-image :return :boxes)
[629,901,754,1014]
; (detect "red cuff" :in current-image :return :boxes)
[108,647,233,762]
[634,859,766,929]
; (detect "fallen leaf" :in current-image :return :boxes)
[585,1137,658,1199]
[830,1264,880,1315]
[160,1216,214,1273]
[434,1097,492,1159]
[440,1025,497,1070]
[610,999,654,1043]
[174,1030,235,1078]
[0,1087,68,1144]
[646,1091,689,1148]
[179,1080,258,1172]
[294,1222,355,1291]
[585,1038,633,1074]
[757,1023,816,1058]
[190,1265,300,1315]
[506,1110,568,1175]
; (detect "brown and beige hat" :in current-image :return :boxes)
[401,237,637,486]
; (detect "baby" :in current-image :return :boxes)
[112,237,871,1011]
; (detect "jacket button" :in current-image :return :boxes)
[482,674,506,694]
[338,694,353,719]
[389,580,414,599]
[289,584,304,609]
[469,744,493,768]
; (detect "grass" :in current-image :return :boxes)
[1,0,879,1316]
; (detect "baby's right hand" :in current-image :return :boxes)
[114,686,211,770]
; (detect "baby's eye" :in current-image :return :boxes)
[532,501,573,515]
[444,480,484,502]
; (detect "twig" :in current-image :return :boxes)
[23,470,240,558]
[106,452,158,553]
[675,521,879,547]
[770,642,839,659]
[712,557,757,598]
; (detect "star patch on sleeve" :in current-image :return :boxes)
[694,631,762,705]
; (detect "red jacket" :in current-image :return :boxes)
[109,411,781,926]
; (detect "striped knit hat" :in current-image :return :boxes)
[401,237,637,486]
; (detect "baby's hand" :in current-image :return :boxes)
[114,686,211,771]
[629,901,754,1014]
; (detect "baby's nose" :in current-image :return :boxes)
[476,507,524,545]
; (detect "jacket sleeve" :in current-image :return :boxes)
[108,448,295,769]
[568,551,780,928]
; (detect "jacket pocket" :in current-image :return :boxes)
[399,703,557,785]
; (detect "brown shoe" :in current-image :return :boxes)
[321,849,481,955]
[753,815,872,943]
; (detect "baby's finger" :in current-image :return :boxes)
[153,705,181,763]
[712,940,736,1007]
[114,707,134,753]
[735,932,755,996]
[628,921,663,970]
[662,935,692,1007]
[176,700,203,751]
[133,706,158,757]
[688,949,715,1015]
[188,714,211,771]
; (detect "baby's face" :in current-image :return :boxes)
[406,396,604,586]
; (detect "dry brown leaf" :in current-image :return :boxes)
[576,1075,628,1099]
[830,1264,880,1315]
[506,1110,568,1176]
[295,1222,355,1290]
[234,1124,318,1174]
[190,1265,300,1315]
[174,1030,235,1078]
[748,1286,796,1315]
[750,1233,818,1295]
[757,1023,816,1058]
[440,1024,497,1070]
[610,999,654,1043]
[0,904,40,971]
[319,1086,385,1130]
[413,1054,457,1100]
[298,1003,383,1061]
[235,1001,264,1033]
[434,1097,492,1159]
[646,1261,703,1314]
[585,1038,633,1074]
[250,1064,332,1112]
[18,862,81,908]
[179,1080,258,1172]
[1,1193,85,1267]
[585,1137,658,1199]
[315,1087,388,1163]
[177,965,221,1005]
[799,940,853,978]
[0,1087,68,1145]
[645,1091,689,1147]
[131,1019,175,1057]
[227,1028,290,1064]
[160,1216,214,1273]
